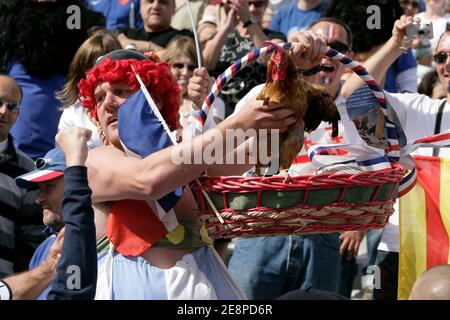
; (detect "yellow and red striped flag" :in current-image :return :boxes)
[398,155,450,299]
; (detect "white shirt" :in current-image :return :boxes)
[378,93,450,252]
[185,97,227,139]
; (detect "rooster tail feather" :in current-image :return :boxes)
[304,85,340,134]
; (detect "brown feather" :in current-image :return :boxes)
[254,50,340,175]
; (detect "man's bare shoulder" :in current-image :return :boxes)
[86,146,126,169]
[87,145,125,158]
[85,146,135,201]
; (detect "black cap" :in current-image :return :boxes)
[95,49,149,66]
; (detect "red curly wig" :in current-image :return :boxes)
[78,56,180,131]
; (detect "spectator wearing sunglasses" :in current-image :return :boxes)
[269,0,324,38]
[325,0,416,298]
[0,75,45,279]
[160,36,225,140]
[342,15,450,300]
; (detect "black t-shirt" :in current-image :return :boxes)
[210,29,286,116]
[120,27,194,48]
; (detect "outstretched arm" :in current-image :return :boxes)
[341,15,417,99]
[87,104,296,202]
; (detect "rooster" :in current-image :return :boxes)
[255,48,340,175]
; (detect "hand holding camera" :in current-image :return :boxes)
[392,15,433,52]
[405,21,434,40]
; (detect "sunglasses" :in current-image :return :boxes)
[328,41,350,54]
[172,63,197,72]
[0,97,19,112]
[434,51,450,64]
[248,1,266,9]
[34,158,65,170]
[400,0,419,9]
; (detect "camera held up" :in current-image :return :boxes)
[405,22,434,40]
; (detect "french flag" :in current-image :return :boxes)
[106,90,183,256]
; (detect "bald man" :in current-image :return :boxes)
[409,264,450,300]
[0,75,21,142]
[0,75,44,277]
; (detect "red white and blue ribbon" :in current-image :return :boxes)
[195,42,291,134]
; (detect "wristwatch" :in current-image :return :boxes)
[0,279,12,300]
[243,16,256,28]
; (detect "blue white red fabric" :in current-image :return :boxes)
[118,89,183,227]
[105,89,183,256]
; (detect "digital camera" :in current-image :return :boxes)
[405,22,434,40]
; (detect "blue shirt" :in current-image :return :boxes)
[85,0,143,31]
[269,3,322,38]
[419,0,426,12]
[384,49,417,93]
[7,59,65,159]
[28,235,56,300]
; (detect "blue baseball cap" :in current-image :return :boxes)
[15,146,66,189]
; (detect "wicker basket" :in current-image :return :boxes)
[193,165,404,238]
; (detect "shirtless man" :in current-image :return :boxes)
[79,36,325,299]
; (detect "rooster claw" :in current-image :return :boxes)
[279,169,290,179]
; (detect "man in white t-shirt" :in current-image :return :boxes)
[342,14,450,299]
[223,18,363,299]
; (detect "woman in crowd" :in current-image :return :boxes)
[161,36,225,140]
[57,29,122,148]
